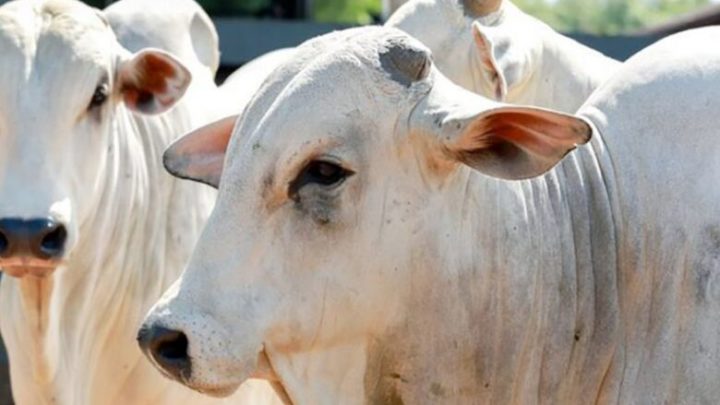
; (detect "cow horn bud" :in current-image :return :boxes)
[461,0,502,17]
[378,36,432,87]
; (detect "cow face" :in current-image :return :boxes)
[0,0,189,278]
[387,0,541,103]
[139,27,589,397]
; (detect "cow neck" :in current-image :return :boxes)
[264,341,368,405]
[15,276,54,386]
[524,33,619,112]
[4,105,211,404]
[362,135,621,402]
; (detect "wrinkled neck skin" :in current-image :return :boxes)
[509,28,620,112]
[266,136,622,404]
[0,104,220,405]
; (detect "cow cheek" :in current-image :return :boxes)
[67,130,108,217]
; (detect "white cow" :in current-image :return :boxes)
[107,1,293,126]
[105,0,223,125]
[0,0,284,404]
[143,26,720,404]
[106,0,220,75]
[387,0,621,112]
[382,0,410,19]
[108,0,294,121]
[218,48,296,118]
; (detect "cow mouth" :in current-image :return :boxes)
[0,258,60,278]
[193,384,242,398]
[188,349,285,398]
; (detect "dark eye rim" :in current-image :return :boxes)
[88,82,109,110]
[288,159,355,200]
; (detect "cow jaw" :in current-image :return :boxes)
[263,341,370,404]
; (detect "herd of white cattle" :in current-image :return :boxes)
[0,0,717,403]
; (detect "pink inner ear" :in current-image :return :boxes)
[473,30,494,71]
[174,116,235,157]
[477,111,590,158]
[165,115,238,187]
[472,27,507,101]
[122,52,181,111]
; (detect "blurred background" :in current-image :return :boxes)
[84,0,716,33]
[0,0,718,403]
[56,0,720,74]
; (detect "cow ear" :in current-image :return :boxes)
[163,115,238,188]
[472,22,507,101]
[444,106,592,180]
[119,49,191,115]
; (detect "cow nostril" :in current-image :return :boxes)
[156,331,189,361]
[0,230,8,256]
[40,224,67,257]
[140,326,192,381]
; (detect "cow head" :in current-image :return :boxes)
[139,27,589,398]
[0,0,190,278]
[387,0,544,103]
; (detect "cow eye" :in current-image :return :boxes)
[305,161,352,186]
[290,160,354,198]
[89,83,109,109]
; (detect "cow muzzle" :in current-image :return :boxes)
[138,317,277,396]
[0,217,67,278]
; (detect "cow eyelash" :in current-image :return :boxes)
[289,160,354,198]
[89,83,109,110]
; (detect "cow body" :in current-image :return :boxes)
[142,26,720,405]
[0,1,283,404]
[387,0,621,111]
[218,48,296,118]
[382,0,409,19]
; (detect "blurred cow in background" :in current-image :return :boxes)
[218,48,296,118]
[387,0,621,112]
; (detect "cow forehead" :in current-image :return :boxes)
[224,27,433,176]
[237,26,429,125]
[0,1,115,114]
[0,0,113,66]
[221,62,394,191]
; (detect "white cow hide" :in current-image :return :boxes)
[145,26,720,404]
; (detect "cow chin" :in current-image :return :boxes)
[184,348,276,398]
[188,381,242,398]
